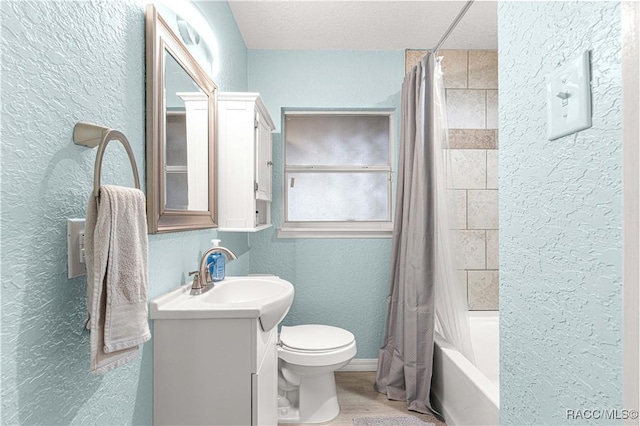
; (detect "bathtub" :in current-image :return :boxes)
[431,311,499,426]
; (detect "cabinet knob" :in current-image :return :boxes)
[267,161,273,166]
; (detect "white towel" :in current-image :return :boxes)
[85,185,151,375]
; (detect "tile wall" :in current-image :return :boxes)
[406,50,499,310]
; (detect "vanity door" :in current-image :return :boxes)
[251,327,278,425]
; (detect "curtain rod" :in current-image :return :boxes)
[432,0,475,52]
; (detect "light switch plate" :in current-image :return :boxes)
[546,50,592,140]
[67,218,86,279]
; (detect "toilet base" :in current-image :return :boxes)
[278,372,340,424]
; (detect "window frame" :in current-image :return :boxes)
[278,108,395,239]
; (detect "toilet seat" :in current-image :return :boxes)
[278,325,357,367]
[280,325,355,351]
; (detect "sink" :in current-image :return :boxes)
[149,276,294,331]
[203,279,288,304]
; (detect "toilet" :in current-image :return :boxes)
[277,324,357,424]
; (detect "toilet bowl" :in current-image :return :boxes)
[277,324,357,424]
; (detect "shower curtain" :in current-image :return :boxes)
[375,52,474,414]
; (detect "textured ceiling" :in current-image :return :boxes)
[225,1,497,50]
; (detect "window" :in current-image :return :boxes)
[278,109,395,238]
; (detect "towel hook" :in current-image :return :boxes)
[73,122,141,198]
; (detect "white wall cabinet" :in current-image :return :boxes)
[154,318,278,425]
[218,92,275,231]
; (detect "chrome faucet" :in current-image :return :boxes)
[190,246,238,295]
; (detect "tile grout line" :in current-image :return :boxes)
[485,148,488,188]
[484,234,488,270]
[484,90,489,129]
[465,189,469,229]
[466,50,469,89]
[464,269,468,308]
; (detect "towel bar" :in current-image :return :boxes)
[73,122,141,198]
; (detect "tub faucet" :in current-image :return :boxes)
[190,246,238,296]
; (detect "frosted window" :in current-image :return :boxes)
[282,110,394,229]
[287,172,389,222]
[285,115,390,166]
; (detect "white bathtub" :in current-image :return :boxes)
[431,311,499,426]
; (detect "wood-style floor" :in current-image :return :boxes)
[279,371,447,426]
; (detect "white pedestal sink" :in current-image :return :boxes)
[150,276,294,425]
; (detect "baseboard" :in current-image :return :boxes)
[339,358,378,371]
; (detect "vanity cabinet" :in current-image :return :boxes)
[217,92,275,231]
[154,317,278,425]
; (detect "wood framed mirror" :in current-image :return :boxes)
[145,4,217,233]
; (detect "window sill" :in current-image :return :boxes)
[276,227,393,239]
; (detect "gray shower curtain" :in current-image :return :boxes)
[374,53,436,414]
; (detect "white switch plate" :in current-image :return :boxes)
[546,50,592,140]
[67,218,86,279]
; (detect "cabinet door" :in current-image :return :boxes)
[251,329,278,425]
[255,111,272,202]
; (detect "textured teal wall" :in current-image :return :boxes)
[158,0,248,93]
[194,1,248,92]
[0,1,247,424]
[247,50,404,358]
[498,2,623,424]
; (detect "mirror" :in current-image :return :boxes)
[145,4,217,233]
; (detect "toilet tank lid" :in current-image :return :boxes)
[280,324,355,351]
